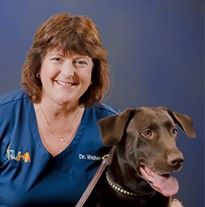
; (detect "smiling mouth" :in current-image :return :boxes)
[139,164,179,197]
[55,80,77,87]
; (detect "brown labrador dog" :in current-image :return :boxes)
[84,107,196,207]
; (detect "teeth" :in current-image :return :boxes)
[56,80,74,87]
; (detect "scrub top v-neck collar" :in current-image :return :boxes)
[29,102,89,160]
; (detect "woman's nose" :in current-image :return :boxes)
[61,60,75,77]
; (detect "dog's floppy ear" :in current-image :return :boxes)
[98,108,134,146]
[166,108,196,138]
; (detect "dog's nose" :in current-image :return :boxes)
[169,157,184,167]
[167,150,184,169]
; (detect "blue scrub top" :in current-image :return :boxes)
[0,89,119,206]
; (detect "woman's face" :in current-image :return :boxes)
[39,50,93,106]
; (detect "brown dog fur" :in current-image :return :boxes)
[84,107,195,207]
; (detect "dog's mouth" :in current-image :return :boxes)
[139,165,179,197]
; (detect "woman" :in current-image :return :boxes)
[0,13,119,206]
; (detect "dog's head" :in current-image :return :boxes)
[98,107,196,197]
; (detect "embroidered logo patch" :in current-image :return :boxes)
[6,145,31,163]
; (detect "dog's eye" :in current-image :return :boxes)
[142,129,153,138]
[172,127,178,136]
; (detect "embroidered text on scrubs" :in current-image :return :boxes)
[79,154,101,161]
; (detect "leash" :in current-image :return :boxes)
[75,155,109,207]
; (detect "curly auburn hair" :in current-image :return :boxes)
[21,13,110,106]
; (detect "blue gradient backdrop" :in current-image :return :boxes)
[0,1,204,207]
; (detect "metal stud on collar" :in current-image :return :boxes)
[106,171,138,197]
[105,171,156,198]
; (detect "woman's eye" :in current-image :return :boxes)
[51,57,61,62]
[74,60,87,67]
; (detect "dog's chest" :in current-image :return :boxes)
[87,172,170,207]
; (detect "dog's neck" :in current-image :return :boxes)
[106,171,156,198]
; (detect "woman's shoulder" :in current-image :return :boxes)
[94,103,120,114]
[89,103,120,120]
[0,88,27,106]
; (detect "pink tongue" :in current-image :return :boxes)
[139,166,179,197]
